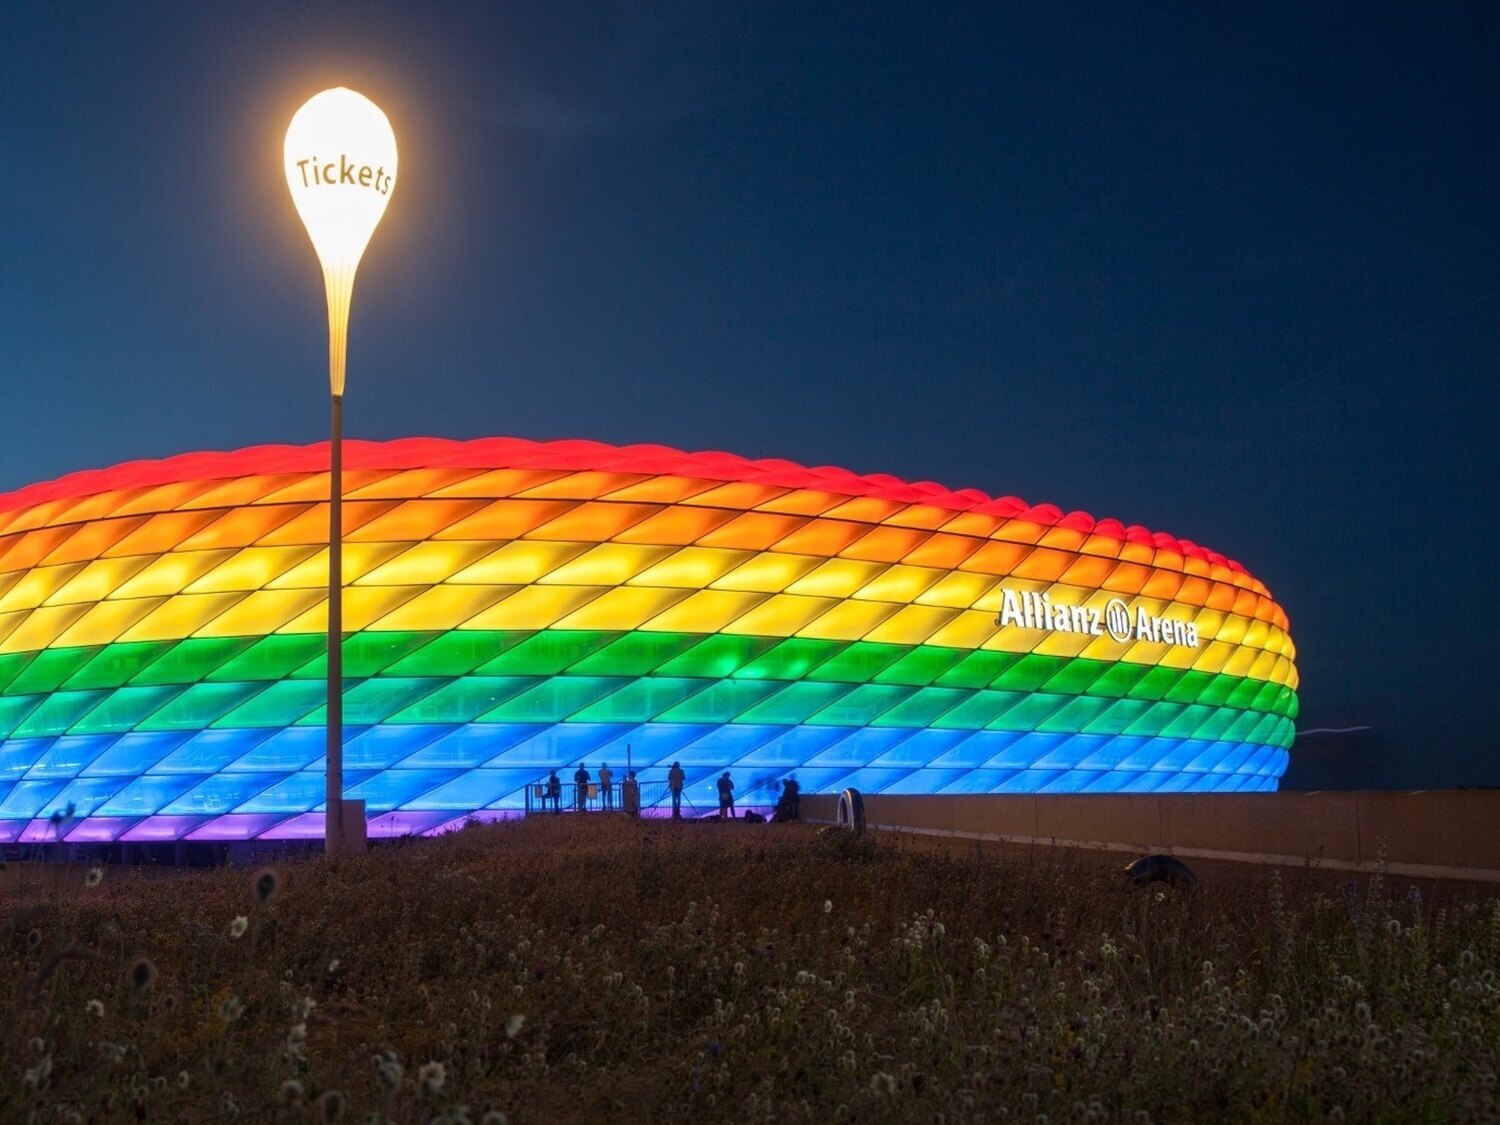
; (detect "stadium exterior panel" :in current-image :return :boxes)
[0,438,1297,842]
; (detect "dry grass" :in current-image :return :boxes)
[2,816,1498,1123]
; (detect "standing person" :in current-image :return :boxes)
[784,774,800,820]
[772,779,795,822]
[574,763,591,811]
[667,761,686,819]
[598,762,614,811]
[546,770,561,813]
[622,771,640,817]
[717,771,735,819]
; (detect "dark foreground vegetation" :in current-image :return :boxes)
[3,817,1497,1123]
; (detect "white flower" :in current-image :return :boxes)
[505,1013,525,1038]
[285,1022,308,1059]
[418,1060,446,1097]
[218,995,244,1022]
[84,867,103,887]
[177,1071,190,1089]
[328,958,341,973]
[86,999,105,1018]
[229,915,249,939]
[823,900,833,914]
[23,1054,52,1087]
[372,1049,403,1089]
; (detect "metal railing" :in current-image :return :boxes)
[522,778,709,817]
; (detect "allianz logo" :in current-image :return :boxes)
[994,588,1200,648]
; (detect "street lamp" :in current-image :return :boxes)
[284,87,398,854]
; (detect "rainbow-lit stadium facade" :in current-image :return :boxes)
[0,438,1297,843]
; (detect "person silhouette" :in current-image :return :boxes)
[773,775,801,822]
[573,762,591,811]
[598,762,614,810]
[717,771,735,819]
[667,760,686,819]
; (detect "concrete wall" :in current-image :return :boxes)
[801,791,1500,882]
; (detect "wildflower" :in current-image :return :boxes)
[129,957,158,991]
[28,1037,45,1053]
[328,958,341,973]
[177,1071,190,1090]
[85,866,103,887]
[418,1060,446,1098]
[869,1071,897,1096]
[505,1014,525,1038]
[1461,949,1476,969]
[229,915,249,939]
[255,868,280,904]
[823,900,833,914]
[373,1049,403,1089]
[22,1054,51,1089]
[218,994,244,1022]
[285,1022,308,1058]
[316,1089,346,1122]
[86,999,104,1018]
[1387,919,1402,936]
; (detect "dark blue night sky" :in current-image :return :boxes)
[2,3,1495,787]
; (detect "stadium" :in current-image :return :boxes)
[0,437,1297,843]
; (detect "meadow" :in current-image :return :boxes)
[2,816,1497,1123]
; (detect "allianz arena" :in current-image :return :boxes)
[0,438,1297,843]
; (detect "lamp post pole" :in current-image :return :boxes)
[284,86,397,856]
[326,391,344,853]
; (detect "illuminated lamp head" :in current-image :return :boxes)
[283,87,398,395]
